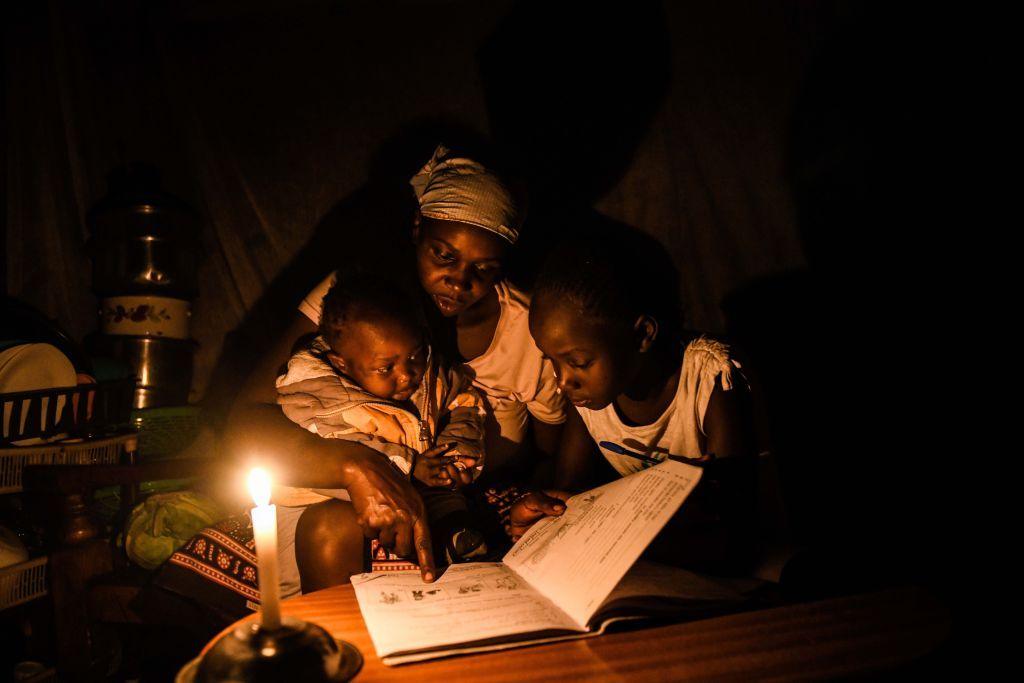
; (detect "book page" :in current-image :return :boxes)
[350,562,583,659]
[504,459,702,627]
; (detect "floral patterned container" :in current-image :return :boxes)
[99,296,191,339]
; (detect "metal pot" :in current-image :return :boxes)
[87,334,196,409]
[87,165,200,299]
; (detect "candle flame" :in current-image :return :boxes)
[248,468,272,507]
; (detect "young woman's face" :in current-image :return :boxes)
[415,217,508,318]
[529,295,639,411]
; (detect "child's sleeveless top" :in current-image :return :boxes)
[577,337,744,477]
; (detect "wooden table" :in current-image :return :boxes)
[201,584,950,680]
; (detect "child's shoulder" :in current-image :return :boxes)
[685,335,734,363]
[683,336,743,390]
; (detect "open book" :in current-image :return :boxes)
[351,460,747,665]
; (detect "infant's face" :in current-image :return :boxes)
[328,317,427,402]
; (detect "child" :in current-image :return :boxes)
[522,232,758,575]
[275,273,489,567]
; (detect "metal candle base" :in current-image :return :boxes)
[177,617,362,682]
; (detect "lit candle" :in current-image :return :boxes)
[248,468,282,630]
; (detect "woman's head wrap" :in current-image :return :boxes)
[409,145,520,244]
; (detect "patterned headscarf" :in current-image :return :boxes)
[409,145,519,244]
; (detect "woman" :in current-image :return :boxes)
[226,146,566,594]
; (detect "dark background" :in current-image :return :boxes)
[3,0,957,606]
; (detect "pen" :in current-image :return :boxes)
[598,441,662,465]
[598,441,712,467]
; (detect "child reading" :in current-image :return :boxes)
[275,273,489,580]
[520,231,758,575]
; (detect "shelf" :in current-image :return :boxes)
[0,555,47,611]
[0,433,137,494]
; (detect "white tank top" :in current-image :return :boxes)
[577,337,743,477]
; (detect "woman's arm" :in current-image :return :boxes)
[224,313,349,485]
[223,312,437,580]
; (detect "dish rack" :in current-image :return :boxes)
[1,379,137,613]
[0,556,48,611]
[0,377,134,446]
[0,434,135,495]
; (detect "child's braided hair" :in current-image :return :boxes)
[532,223,683,342]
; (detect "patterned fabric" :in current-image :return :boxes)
[409,144,520,244]
[153,512,261,620]
[481,484,531,540]
[370,539,419,573]
[153,482,526,619]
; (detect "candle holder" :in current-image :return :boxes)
[176,617,362,682]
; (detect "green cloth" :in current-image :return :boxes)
[125,491,225,570]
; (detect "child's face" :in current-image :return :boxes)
[529,295,640,411]
[414,217,507,317]
[327,316,427,402]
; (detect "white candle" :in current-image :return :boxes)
[248,468,282,630]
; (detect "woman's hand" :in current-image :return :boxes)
[507,490,570,541]
[343,448,439,581]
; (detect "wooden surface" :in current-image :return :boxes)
[202,584,950,681]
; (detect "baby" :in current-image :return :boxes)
[275,273,488,564]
